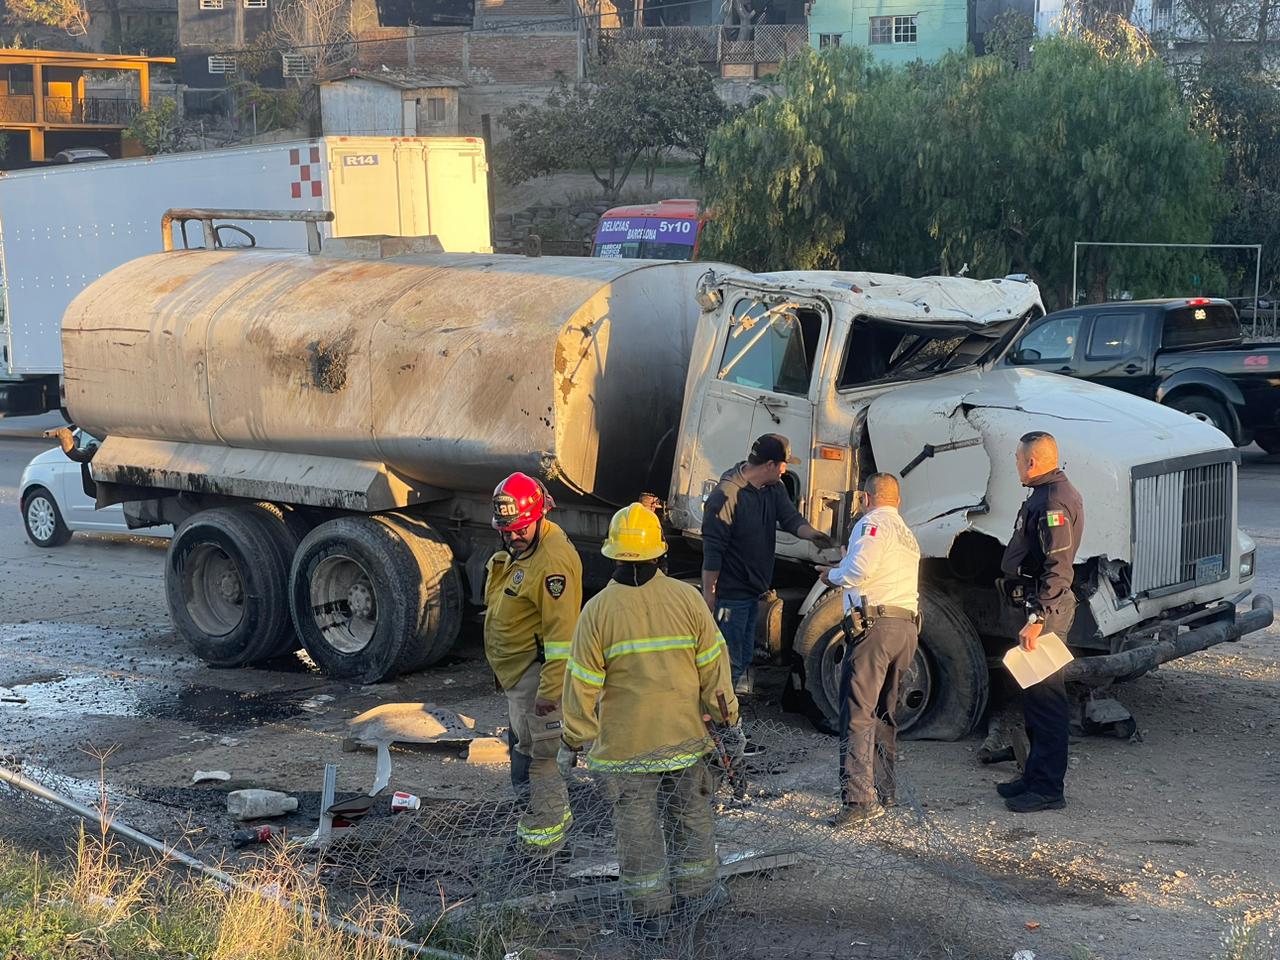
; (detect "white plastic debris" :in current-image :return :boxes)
[1013,951,1036,960]
[192,770,231,784]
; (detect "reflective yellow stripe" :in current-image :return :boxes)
[543,641,571,661]
[695,638,727,667]
[587,749,706,773]
[671,858,717,879]
[604,635,696,661]
[516,807,572,846]
[620,870,667,894]
[568,659,605,687]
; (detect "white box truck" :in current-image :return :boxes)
[0,136,492,414]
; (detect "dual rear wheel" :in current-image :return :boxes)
[165,507,462,682]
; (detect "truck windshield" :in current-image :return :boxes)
[1161,304,1241,350]
[838,318,1015,389]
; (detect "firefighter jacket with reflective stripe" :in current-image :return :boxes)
[561,571,739,771]
[484,520,583,702]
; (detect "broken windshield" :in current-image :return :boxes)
[837,314,1025,390]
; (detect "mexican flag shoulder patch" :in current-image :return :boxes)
[1046,510,1066,528]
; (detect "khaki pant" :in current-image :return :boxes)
[504,662,571,855]
[600,760,718,917]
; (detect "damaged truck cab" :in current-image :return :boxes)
[62,212,1272,741]
[667,269,1272,738]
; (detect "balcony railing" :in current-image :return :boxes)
[599,24,808,65]
[43,97,142,125]
[0,95,143,125]
[0,96,35,123]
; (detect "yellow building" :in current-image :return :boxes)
[0,49,176,164]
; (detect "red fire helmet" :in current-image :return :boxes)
[491,472,553,532]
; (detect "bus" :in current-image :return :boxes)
[590,198,707,261]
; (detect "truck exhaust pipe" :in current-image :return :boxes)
[1065,594,1274,684]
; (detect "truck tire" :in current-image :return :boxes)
[382,513,464,668]
[289,515,451,682]
[248,502,311,657]
[166,506,296,667]
[1254,429,1280,456]
[792,587,988,740]
[1168,394,1236,444]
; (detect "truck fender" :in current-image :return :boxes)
[798,577,833,617]
[1156,369,1245,438]
[1155,368,1246,411]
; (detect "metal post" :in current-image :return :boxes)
[1254,244,1262,339]
[1071,242,1079,306]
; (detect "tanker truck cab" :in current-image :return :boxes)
[670,269,1272,741]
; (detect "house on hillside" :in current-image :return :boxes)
[317,70,464,136]
[807,0,968,63]
[0,48,175,165]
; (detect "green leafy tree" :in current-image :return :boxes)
[496,47,723,199]
[3,0,88,34]
[125,98,187,154]
[1186,54,1280,296]
[701,37,1222,309]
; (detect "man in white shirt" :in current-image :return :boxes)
[817,473,921,828]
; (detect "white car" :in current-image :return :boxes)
[19,435,172,547]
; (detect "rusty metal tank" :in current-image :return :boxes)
[62,245,719,507]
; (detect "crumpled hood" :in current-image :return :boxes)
[868,367,1234,561]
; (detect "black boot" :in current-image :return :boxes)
[510,750,532,805]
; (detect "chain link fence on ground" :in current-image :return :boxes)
[1,719,1027,959]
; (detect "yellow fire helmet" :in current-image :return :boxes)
[601,502,668,562]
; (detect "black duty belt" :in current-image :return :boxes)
[868,604,918,623]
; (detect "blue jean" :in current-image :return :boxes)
[715,598,759,687]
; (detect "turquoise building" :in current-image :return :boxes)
[807,0,971,64]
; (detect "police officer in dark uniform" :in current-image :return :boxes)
[996,431,1084,813]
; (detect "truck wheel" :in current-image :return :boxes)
[289,515,448,682]
[382,514,464,668]
[792,587,988,740]
[23,487,73,548]
[1169,394,1236,444]
[248,503,311,657]
[1255,429,1280,456]
[166,506,296,667]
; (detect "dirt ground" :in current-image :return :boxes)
[1,428,1278,960]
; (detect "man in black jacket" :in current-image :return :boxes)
[701,434,834,697]
[997,431,1084,813]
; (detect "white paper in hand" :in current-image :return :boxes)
[1003,632,1073,689]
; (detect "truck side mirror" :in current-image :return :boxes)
[1011,347,1041,363]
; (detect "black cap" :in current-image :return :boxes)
[749,433,800,465]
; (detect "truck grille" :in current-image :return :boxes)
[1131,453,1236,597]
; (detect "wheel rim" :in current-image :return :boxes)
[1187,411,1213,424]
[26,496,57,542]
[183,542,246,636]
[309,554,378,654]
[819,634,934,734]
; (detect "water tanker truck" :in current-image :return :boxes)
[61,210,1273,739]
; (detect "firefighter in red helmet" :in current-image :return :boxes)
[485,472,582,857]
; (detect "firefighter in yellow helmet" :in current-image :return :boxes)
[485,472,582,857]
[559,503,744,936]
